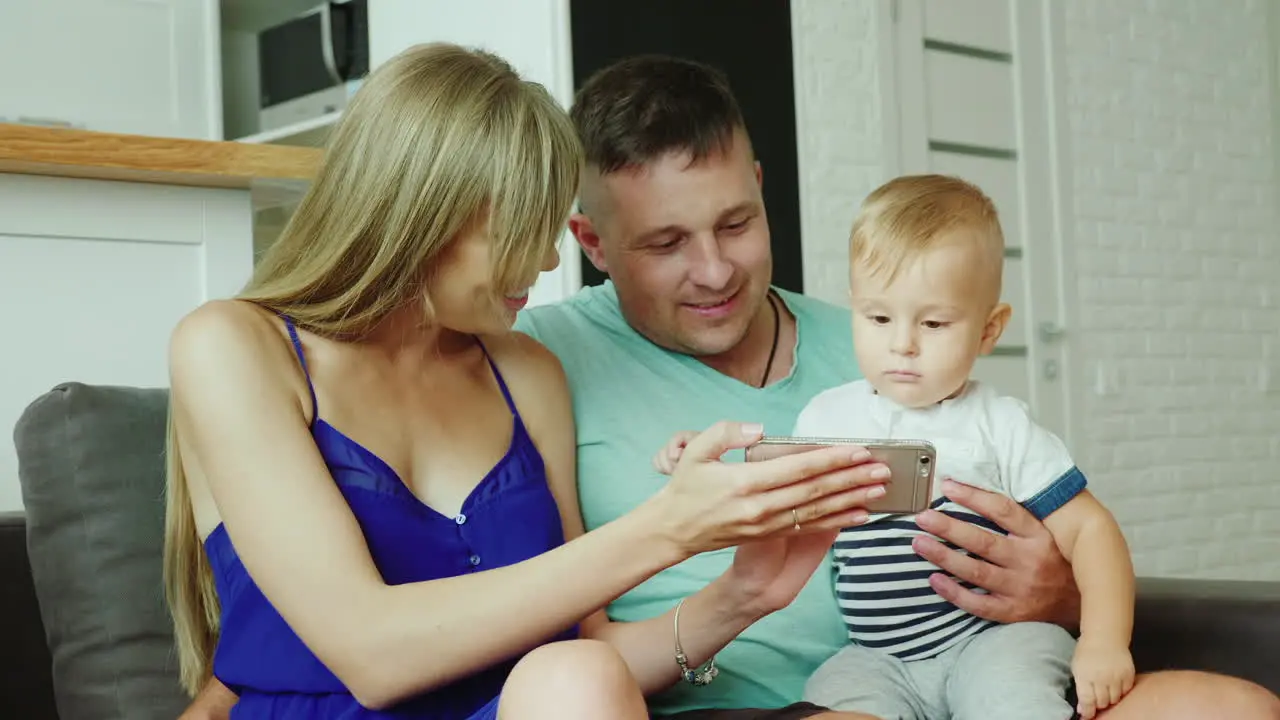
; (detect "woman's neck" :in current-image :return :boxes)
[361,303,474,367]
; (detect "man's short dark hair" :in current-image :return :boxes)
[570,54,748,174]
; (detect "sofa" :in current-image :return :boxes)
[3,382,1280,719]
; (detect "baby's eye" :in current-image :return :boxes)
[922,320,950,329]
[870,315,891,325]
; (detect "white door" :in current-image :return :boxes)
[883,0,1077,442]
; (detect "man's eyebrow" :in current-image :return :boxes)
[717,201,759,222]
[627,202,762,247]
[629,224,684,247]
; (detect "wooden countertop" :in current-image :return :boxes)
[0,123,322,190]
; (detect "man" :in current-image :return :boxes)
[513,54,1280,719]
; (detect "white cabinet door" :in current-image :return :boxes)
[0,0,220,139]
[367,0,580,308]
[0,175,254,511]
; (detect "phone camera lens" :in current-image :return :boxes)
[920,456,930,465]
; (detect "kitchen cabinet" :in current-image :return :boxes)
[0,123,318,512]
[0,0,220,140]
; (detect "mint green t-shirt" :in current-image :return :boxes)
[514,281,861,714]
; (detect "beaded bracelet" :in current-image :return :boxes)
[673,598,719,686]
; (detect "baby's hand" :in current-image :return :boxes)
[1071,638,1135,719]
[652,431,699,475]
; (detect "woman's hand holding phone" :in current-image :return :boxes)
[644,422,890,559]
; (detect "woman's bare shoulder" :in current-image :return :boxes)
[171,299,277,355]
[479,329,567,392]
[169,300,309,413]
[479,330,572,442]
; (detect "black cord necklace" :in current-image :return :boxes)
[758,290,781,388]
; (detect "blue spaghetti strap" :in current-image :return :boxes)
[477,341,517,414]
[280,315,319,423]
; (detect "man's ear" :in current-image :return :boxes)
[754,161,763,188]
[978,303,1012,355]
[568,212,607,273]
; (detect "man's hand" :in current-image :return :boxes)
[178,676,238,720]
[729,529,840,616]
[912,479,1080,628]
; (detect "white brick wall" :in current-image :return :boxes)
[1062,0,1280,580]
[791,0,886,307]
[792,0,1280,580]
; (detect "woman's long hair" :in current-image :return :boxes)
[162,42,583,696]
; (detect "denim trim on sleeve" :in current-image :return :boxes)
[1020,466,1088,520]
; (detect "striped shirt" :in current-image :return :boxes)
[794,380,1087,660]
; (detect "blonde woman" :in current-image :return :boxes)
[164,44,886,720]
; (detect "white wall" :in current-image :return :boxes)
[791,0,1280,580]
[368,0,579,309]
[791,0,889,308]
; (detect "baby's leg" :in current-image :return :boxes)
[945,622,1076,720]
[804,643,929,720]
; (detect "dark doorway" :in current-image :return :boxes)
[568,0,804,294]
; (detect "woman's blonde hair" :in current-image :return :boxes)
[162,42,583,696]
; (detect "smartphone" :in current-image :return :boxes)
[744,435,937,515]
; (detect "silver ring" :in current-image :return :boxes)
[792,508,801,531]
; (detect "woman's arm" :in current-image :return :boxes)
[171,303,874,710]
[179,676,238,720]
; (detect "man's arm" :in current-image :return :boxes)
[912,478,1082,629]
[179,677,237,720]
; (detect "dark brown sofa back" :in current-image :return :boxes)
[0,511,57,719]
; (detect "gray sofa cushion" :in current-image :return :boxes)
[14,382,187,720]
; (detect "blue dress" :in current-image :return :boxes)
[203,315,576,718]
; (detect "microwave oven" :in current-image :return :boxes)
[257,0,369,135]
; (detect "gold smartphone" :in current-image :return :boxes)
[744,435,937,515]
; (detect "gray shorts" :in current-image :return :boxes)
[804,621,1078,720]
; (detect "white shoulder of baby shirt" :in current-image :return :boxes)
[956,382,1087,519]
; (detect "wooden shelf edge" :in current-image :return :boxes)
[0,123,322,189]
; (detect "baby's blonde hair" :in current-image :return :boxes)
[850,174,1005,300]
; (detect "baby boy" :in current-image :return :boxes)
[655,174,1135,720]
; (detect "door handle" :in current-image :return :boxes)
[1037,321,1066,344]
